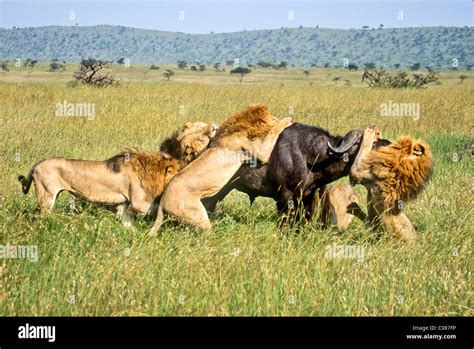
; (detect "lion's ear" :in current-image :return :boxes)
[413,143,425,156]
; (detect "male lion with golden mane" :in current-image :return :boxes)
[18,122,217,227]
[349,127,433,240]
[149,104,294,234]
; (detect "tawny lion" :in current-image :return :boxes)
[316,184,360,231]
[18,122,217,227]
[349,127,433,240]
[149,104,294,234]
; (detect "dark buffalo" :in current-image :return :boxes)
[202,122,389,222]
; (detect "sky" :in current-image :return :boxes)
[0,0,472,33]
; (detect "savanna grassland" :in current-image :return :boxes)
[0,65,472,316]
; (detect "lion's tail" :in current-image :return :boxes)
[18,165,36,194]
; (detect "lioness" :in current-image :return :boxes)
[149,104,294,234]
[18,122,218,227]
[316,184,360,231]
[349,127,433,240]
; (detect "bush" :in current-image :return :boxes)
[73,59,119,87]
[362,69,439,88]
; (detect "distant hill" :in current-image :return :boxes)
[0,25,472,69]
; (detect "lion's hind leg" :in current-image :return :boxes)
[33,180,59,214]
[169,198,211,230]
[149,195,211,236]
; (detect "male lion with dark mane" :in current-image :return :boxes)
[349,127,433,240]
[149,104,294,234]
[18,122,217,227]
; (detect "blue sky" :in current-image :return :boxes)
[0,0,472,33]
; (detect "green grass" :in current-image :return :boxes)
[0,67,472,315]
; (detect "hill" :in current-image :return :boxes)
[0,25,472,69]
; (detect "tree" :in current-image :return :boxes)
[410,63,421,71]
[257,61,273,68]
[364,62,376,69]
[49,61,66,72]
[276,61,288,69]
[323,63,330,68]
[333,76,341,84]
[347,63,358,71]
[230,67,251,82]
[393,63,401,69]
[23,58,38,68]
[362,26,369,29]
[379,24,384,29]
[362,69,438,88]
[213,63,221,71]
[116,58,126,64]
[73,58,118,86]
[163,69,175,80]
[177,60,187,70]
[1,61,9,72]
[199,64,206,72]
[303,70,310,78]
[458,75,467,84]
[190,65,197,71]
[150,64,160,70]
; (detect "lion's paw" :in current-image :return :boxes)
[362,127,378,147]
[280,116,295,128]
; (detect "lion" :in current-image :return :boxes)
[349,127,433,240]
[17,122,218,227]
[316,184,361,231]
[148,104,294,234]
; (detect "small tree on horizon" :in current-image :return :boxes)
[364,62,376,70]
[347,63,358,71]
[49,61,66,72]
[73,59,118,86]
[231,67,251,82]
[163,69,175,80]
[177,60,187,70]
[458,74,467,84]
[303,70,310,78]
[1,61,9,72]
[23,58,38,68]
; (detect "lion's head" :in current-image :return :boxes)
[160,122,218,166]
[366,135,433,209]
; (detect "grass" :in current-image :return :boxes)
[0,65,472,316]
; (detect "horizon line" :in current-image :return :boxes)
[1,24,472,35]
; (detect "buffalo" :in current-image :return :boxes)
[202,122,389,223]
